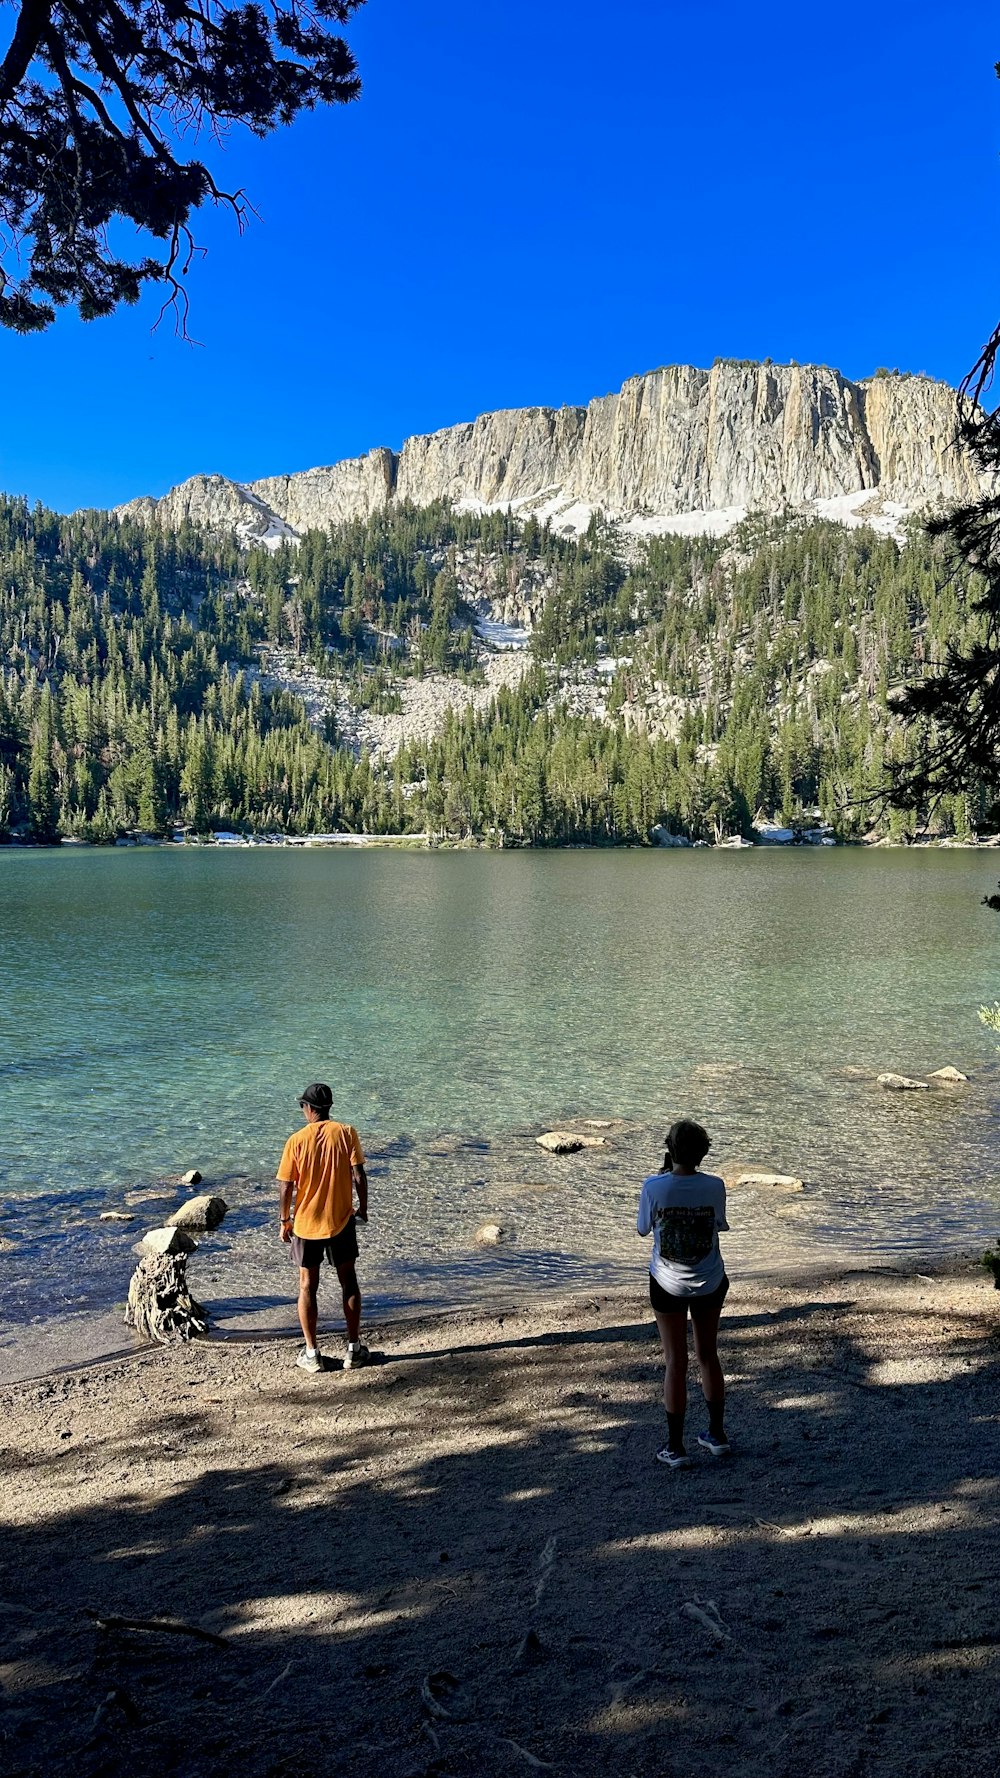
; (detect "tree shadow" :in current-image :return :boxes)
[1,1289,998,1778]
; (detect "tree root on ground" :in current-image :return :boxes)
[124,1252,208,1344]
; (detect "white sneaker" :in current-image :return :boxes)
[656,1444,693,1469]
[343,1341,370,1370]
[296,1349,322,1373]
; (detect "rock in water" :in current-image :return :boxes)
[167,1194,227,1231]
[474,1222,507,1247]
[928,1066,969,1084]
[180,1169,203,1186]
[141,1225,198,1256]
[99,1211,135,1222]
[734,1170,804,1193]
[125,1252,208,1344]
[536,1130,608,1154]
[877,1073,931,1091]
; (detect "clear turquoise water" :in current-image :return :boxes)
[2,847,1000,1345]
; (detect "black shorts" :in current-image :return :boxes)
[649,1272,729,1316]
[290,1217,359,1270]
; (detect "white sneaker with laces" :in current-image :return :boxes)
[296,1349,322,1374]
[656,1445,693,1469]
[343,1340,370,1370]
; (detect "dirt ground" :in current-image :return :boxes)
[1,1264,998,1778]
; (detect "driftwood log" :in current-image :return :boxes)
[125,1252,208,1344]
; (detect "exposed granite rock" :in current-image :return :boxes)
[928,1065,969,1084]
[474,1221,508,1246]
[119,475,296,547]
[877,1073,931,1091]
[536,1130,609,1154]
[167,1194,227,1231]
[248,450,395,531]
[734,1169,804,1193]
[140,1226,198,1256]
[115,362,988,544]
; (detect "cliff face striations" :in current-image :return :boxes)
[116,361,983,543]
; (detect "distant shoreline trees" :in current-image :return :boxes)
[0,496,990,847]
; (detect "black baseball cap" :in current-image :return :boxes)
[298,1082,333,1111]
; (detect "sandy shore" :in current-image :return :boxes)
[2,1263,998,1778]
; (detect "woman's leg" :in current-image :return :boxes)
[691,1296,726,1440]
[654,1308,690,1452]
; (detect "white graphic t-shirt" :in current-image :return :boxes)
[636,1169,729,1297]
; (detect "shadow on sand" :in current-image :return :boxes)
[1,1285,998,1778]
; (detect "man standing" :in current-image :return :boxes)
[277,1082,369,1373]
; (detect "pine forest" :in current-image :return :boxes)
[0,494,990,846]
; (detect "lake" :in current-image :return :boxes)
[2,847,1000,1371]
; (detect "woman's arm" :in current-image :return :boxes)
[636,1183,652,1237]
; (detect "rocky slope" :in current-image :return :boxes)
[117,360,986,545]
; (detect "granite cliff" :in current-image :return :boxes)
[117,360,984,545]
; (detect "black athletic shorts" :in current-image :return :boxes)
[649,1272,729,1316]
[289,1216,359,1270]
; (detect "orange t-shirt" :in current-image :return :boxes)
[277,1119,365,1240]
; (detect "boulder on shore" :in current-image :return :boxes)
[140,1225,198,1257]
[125,1251,208,1344]
[167,1194,227,1232]
[877,1073,930,1092]
[536,1130,608,1155]
[928,1066,969,1084]
[734,1170,804,1193]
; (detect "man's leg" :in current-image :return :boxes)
[297,1264,321,1349]
[336,1260,361,1344]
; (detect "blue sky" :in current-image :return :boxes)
[2,0,999,512]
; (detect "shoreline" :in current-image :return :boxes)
[3,1260,998,1778]
[0,1246,987,1389]
[3,832,1000,850]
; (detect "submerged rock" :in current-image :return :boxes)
[167,1194,227,1231]
[877,1073,930,1091]
[734,1170,804,1193]
[99,1211,135,1223]
[140,1226,198,1256]
[536,1130,608,1155]
[474,1221,508,1247]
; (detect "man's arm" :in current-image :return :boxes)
[353,1164,368,1223]
[277,1174,296,1242]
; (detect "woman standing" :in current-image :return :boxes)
[636,1119,731,1468]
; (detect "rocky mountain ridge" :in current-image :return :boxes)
[117,360,986,546]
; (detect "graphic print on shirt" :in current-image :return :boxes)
[653,1204,717,1265]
